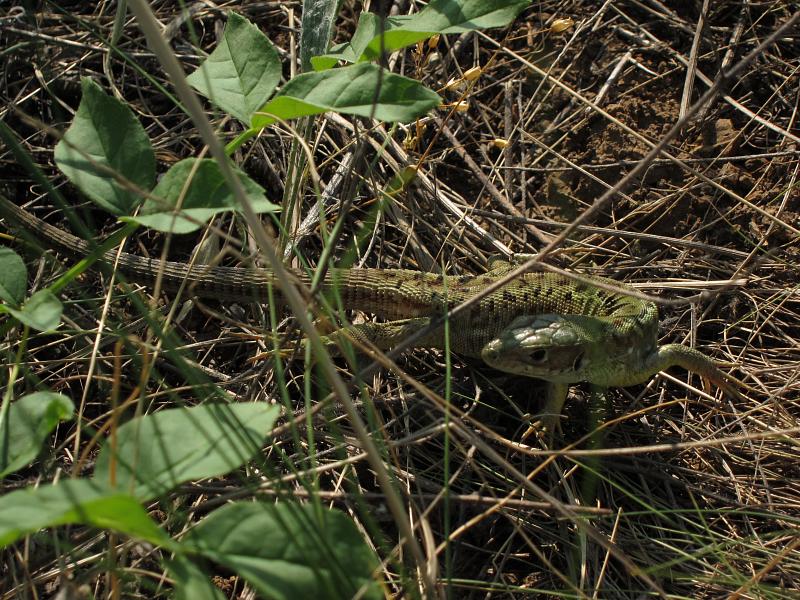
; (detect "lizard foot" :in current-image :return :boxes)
[519,413,562,444]
[518,382,569,443]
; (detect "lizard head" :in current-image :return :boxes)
[481,314,655,386]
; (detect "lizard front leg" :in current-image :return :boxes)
[520,381,571,441]
[641,344,746,399]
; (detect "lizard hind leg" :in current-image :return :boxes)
[486,252,541,273]
[320,317,434,354]
[251,317,433,364]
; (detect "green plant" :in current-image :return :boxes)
[0,1,531,597]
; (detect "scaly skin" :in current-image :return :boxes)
[480,314,741,431]
[0,195,739,430]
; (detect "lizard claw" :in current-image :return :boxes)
[520,417,561,444]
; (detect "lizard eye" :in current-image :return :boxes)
[572,352,585,372]
[529,349,547,363]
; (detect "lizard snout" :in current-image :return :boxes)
[482,344,500,362]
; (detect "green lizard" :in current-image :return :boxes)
[0,195,741,431]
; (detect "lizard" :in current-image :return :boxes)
[0,194,741,431]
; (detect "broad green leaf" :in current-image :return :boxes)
[0,479,171,549]
[0,392,74,478]
[300,0,340,72]
[0,246,26,305]
[184,502,382,600]
[251,62,441,129]
[187,13,281,123]
[54,78,156,215]
[165,557,226,600]
[310,46,353,72]
[121,158,279,234]
[5,290,63,331]
[312,0,530,69]
[93,403,280,500]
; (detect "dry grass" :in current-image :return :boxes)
[1,1,798,598]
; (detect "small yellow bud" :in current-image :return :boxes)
[550,18,574,33]
[439,101,469,111]
[444,77,464,91]
[463,66,482,81]
[491,138,509,149]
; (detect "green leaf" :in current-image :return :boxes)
[165,557,226,600]
[184,502,382,600]
[93,403,280,500]
[0,479,172,549]
[0,246,27,305]
[251,62,441,129]
[121,158,279,234]
[313,0,530,68]
[54,78,156,215]
[0,392,74,478]
[187,13,281,124]
[5,290,63,332]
